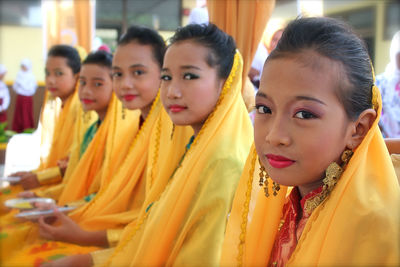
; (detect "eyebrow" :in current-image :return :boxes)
[255,91,326,105]
[79,76,105,81]
[255,91,267,98]
[161,65,201,72]
[295,96,326,105]
[130,64,146,68]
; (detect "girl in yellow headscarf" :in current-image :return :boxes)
[2,26,173,267]
[1,45,90,211]
[221,17,399,266]
[0,50,115,263]
[44,23,253,267]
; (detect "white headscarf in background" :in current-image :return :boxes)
[0,63,10,112]
[13,58,37,96]
[377,31,400,137]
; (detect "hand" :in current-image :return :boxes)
[40,254,93,267]
[57,157,69,177]
[19,172,40,190]
[38,208,88,245]
[8,171,30,185]
[17,190,37,198]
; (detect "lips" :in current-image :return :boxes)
[82,99,94,104]
[123,94,137,101]
[266,154,295,168]
[168,104,186,113]
[48,88,57,92]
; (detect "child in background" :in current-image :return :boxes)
[0,64,10,123]
[12,58,37,132]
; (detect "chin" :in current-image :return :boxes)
[123,101,141,111]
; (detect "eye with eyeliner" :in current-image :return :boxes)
[112,72,122,78]
[293,108,320,119]
[255,104,272,114]
[160,74,171,81]
[183,73,199,80]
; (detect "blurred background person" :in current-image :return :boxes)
[0,64,10,123]
[377,31,400,137]
[12,59,37,132]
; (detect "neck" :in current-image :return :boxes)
[96,109,107,121]
[297,179,324,198]
[140,102,153,121]
[60,92,74,107]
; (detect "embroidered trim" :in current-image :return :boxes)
[237,148,257,266]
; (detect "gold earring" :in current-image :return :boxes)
[170,123,175,140]
[304,149,353,215]
[272,181,280,196]
[258,159,271,197]
[122,106,126,120]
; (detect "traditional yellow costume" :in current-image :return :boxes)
[0,90,93,213]
[93,51,253,267]
[1,93,141,266]
[221,86,400,266]
[392,154,400,183]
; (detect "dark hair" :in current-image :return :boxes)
[83,50,113,69]
[169,23,236,79]
[47,45,81,74]
[267,17,373,120]
[118,25,166,68]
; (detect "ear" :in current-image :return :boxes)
[217,78,225,94]
[74,72,80,82]
[346,108,377,150]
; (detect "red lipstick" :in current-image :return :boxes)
[82,99,94,104]
[169,105,186,113]
[123,94,137,101]
[266,154,295,168]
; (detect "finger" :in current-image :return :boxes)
[38,216,56,239]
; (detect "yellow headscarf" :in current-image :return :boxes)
[221,86,400,265]
[37,89,85,171]
[103,51,253,267]
[69,93,162,230]
[58,93,140,205]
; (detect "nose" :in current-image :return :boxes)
[265,114,291,147]
[119,75,133,91]
[166,82,182,99]
[46,75,55,86]
[79,83,90,96]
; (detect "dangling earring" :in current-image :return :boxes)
[322,149,353,194]
[258,159,272,197]
[122,106,126,120]
[272,181,281,196]
[170,123,175,140]
[304,149,353,215]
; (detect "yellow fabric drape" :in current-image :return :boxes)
[0,95,140,265]
[58,94,140,205]
[37,90,81,171]
[221,88,400,266]
[391,154,400,183]
[103,51,253,267]
[69,94,162,230]
[208,0,275,110]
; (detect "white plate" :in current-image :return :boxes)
[0,176,21,183]
[4,198,55,210]
[15,206,76,220]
